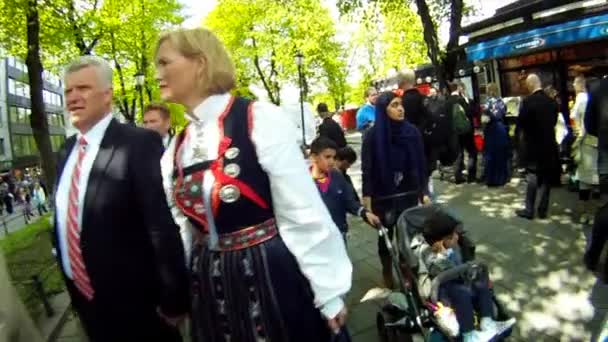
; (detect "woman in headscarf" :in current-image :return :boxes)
[155,28,351,341]
[481,83,512,187]
[361,91,429,288]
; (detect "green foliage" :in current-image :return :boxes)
[205,0,348,106]
[0,214,64,317]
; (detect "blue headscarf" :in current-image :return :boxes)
[374,91,427,195]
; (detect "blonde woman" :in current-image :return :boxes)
[156,28,352,341]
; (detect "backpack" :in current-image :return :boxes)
[424,96,459,166]
[452,103,472,135]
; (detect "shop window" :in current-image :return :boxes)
[501,69,557,97]
[9,107,17,123]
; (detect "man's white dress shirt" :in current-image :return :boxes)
[55,114,113,279]
[161,94,352,319]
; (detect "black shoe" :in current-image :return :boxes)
[516,209,534,220]
[537,211,548,219]
[455,178,465,184]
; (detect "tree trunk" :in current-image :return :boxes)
[443,0,464,83]
[414,0,447,89]
[26,0,56,191]
[110,32,135,124]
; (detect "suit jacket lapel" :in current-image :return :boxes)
[82,119,119,229]
[53,135,77,250]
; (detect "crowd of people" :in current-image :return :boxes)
[0,172,48,223]
[1,25,607,342]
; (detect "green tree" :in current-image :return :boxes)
[206,0,347,106]
[0,0,71,190]
[97,0,184,124]
[339,0,475,88]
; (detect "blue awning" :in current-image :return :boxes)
[466,13,608,61]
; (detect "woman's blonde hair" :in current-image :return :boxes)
[486,83,499,97]
[155,28,236,96]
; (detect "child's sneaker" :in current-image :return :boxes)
[462,329,495,342]
[480,317,517,336]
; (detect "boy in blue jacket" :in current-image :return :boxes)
[310,137,380,243]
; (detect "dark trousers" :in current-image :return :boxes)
[439,279,493,333]
[525,172,551,215]
[66,281,182,342]
[455,135,478,182]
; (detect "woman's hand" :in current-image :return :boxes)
[422,195,432,205]
[327,306,348,334]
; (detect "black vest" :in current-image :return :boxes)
[173,97,275,234]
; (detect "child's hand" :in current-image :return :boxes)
[365,211,381,228]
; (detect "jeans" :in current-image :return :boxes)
[439,278,493,333]
[525,172,551,215]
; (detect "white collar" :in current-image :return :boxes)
[77,113,113,146]
[451,91,459,96]
[190,93,232,124]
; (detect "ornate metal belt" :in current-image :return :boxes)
[214,218,278,251]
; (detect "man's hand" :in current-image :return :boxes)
[362,196,372,211]
[422,195,432,205]
[157,308,186,327]
[326,306,348,334]
[365,211,381,229]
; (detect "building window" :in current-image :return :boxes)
[8,79,15,95]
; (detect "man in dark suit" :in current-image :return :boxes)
[54,56,189,341]
[515,74,561,220]
[317,102,347,148]
[143,102,174,149]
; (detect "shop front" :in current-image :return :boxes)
[464,11,608,121]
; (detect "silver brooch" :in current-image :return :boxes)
[219,185,240,203]
[225,147,240,160]
[224,163,241,178]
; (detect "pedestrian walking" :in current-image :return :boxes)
[451,82,478,184]
[317,102,347,148]
[481,83,511,187]
[515,74,561,220]
[361,91,430,289]
[54,56,189,341]
[156,28,351,342]
[32,183,47,216]
[571,75,599,224]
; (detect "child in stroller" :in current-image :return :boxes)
[376,203,515,342]
[417,209,516,341]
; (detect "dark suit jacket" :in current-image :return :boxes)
[53,119,188,339]
[517,90,561,183]
[402,88,428,130]
[318,117,347,148]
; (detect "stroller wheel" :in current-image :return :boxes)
[376,312,414,342]
[377,312,390,342]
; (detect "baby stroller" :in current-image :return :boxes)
[376,203,514,342]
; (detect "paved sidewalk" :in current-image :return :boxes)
[346,178,606,342]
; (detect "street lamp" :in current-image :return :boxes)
[134,71,145,117]
[295,51,305,149]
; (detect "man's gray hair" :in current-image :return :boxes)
[396,69,416,87]
[64,56,113,89]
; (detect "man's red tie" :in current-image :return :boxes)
[67,136,94,300]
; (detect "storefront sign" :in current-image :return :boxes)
[466,13,608,61]
[513,38,546,51]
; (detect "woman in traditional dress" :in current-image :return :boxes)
[481,83,511,187]
[155,28,351,342]
[361,91,429,289]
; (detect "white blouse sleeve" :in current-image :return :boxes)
[160,135,194,265]
[251,101,352,319]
